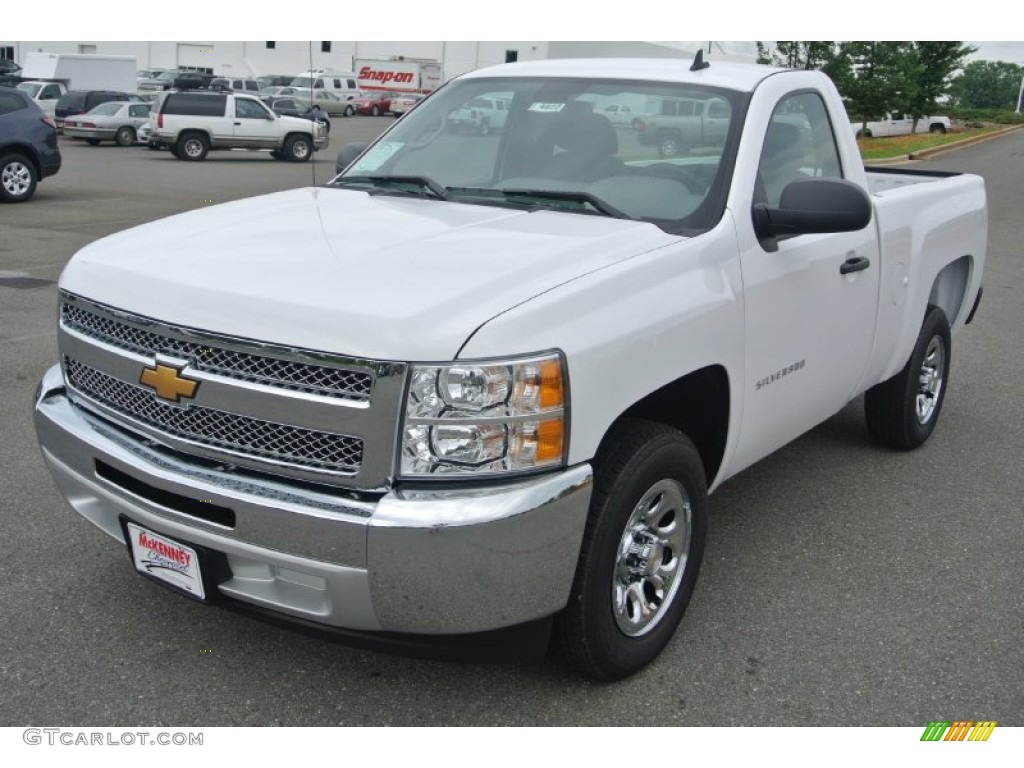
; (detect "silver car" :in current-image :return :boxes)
[63,101,153,146]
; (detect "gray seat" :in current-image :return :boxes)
[541,102,624,183]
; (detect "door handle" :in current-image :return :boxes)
[840,255,871,275]
[233,121,241,125]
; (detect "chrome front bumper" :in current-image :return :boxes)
[34,365,592,635]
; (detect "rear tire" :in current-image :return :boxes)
[551,419,708,681]
[344,105,355,117]
[115,126,136,147]
[0,152,38,203]
[85,138,101,146]
[865,305,951,450]
[929,124,947,134]
[176,132,209,161]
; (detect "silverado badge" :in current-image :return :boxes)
[139,363,199,403]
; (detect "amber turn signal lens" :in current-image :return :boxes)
[538,359,564,410]
[535,418,564,463]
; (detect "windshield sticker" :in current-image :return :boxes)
[349,141,404,173]
[528,103,565,113]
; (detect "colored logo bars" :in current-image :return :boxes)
[920,721,997,742]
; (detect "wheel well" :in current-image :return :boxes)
[611,365,730,486]
[928,255,971,327]
[179,130,210,143]
[1,144,41,178]
[284,132,312,144]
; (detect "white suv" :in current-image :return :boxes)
[151,91,328,162]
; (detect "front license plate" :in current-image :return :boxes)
[126,523,205,600]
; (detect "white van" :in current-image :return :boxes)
[288,69,361,108]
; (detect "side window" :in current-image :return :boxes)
[757,91,843,207]
[41,85,61,99]
[891,112,904,121]
[129,104,150,118]
[235,99,271,119]
[0,91,25,115]
[314,79,324,89]
[333,79,343,89]
[347,79,356,89]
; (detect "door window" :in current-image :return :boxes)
[757,92,843,207]
[235,98,271,119]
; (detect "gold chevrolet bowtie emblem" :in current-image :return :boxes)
[139,363,199,403]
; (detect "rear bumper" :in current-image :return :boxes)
[34,365,592,636]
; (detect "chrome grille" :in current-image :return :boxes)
[65,358,363,474]
[61,302,373,400]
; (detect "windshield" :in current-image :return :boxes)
[89,102,124,116]
[156,72,178,82]
[336,76,744,232]
[17,82,42,97]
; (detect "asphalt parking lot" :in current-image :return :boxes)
[1,124,1022,726]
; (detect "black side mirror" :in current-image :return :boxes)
[753,178,872,240]
[336,142,369,174]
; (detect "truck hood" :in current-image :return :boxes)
[60,187,678,360]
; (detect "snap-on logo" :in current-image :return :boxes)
[358,67,414,84]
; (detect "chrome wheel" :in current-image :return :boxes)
[613,479,691,637]
[2,160,32,197]
[916,336,945,424]
[183,138,203,158]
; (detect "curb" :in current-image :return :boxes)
[910,125,1023,160]
[860,125,1023,164]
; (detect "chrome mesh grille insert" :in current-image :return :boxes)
[65,358,363,474]
[61,302,373,400]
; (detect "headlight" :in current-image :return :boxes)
[400,352,567,478]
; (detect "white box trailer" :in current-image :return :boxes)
[20,52,137,93]
[355,59,442,94]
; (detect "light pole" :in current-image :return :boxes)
[1017,72,1023,113]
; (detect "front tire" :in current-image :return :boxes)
[479,119,491,136]
[85,138,101,146]
[283,134,312,162]
[551,419,708,680]
[344,105,355,117]
[929,124,947,134]
[0,153,38,202]
[865,305,951,449]
[371,105,380,116]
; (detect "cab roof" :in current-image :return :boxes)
[459,58,787,93]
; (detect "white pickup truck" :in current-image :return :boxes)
[34,57,986,680]
[852,111,952,138]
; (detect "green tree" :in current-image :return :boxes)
[949,60,1024,108]
[903,42,976,130]
[841,41,915,134]
[756,41,838,70]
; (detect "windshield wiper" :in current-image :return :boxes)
[447,187,631,220]
[336,175,449,200]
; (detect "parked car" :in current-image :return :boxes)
[63,100,153,146]
[446,93,511,134]
[389,92,424,117]
[137,70,182,93]
[54,90,137,129]
[257,75,294,91]
[349,91,393,116]
[0,86,61,202]
[262,96,331,134]
[210,77,261,95]
[150,90,327,161]
[136,68,167,82]
[601,103,636,125]
[16,80,67,119]
[276,87,352,116]
[851,112,952,138]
